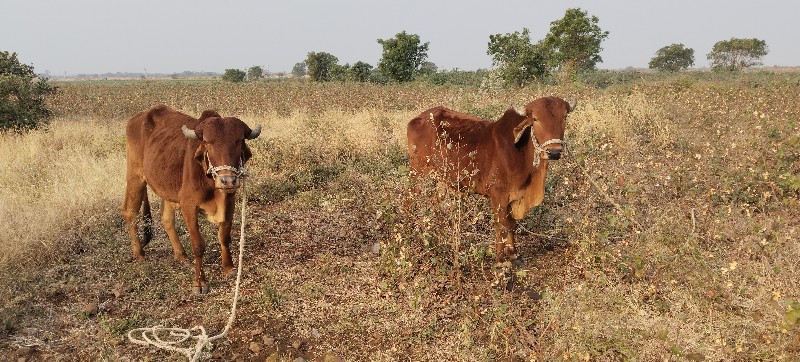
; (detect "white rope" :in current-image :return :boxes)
[127,179,249,361]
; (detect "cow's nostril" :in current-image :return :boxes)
[219,175,238,187]
[546,149,562,160]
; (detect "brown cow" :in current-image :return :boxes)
[407,96,573,264]
[121,105,261,294]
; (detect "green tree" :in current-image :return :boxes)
[377,31,429,82]
[246,66,263,81]
[707,38,768,71]
[539,8,609,73]
[649,44,695,72]
[417,61,438,78]
[0,51,57,131]
[487,28,549,86]
[330,63,350,82]
[292,62,307,78]
[349,61,373,82]
[222,68,246,82]
[305,52,339,82]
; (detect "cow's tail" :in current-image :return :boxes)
[141,191,153,246]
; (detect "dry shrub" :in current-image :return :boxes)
[0,119,126,268]
[571,89,674,151]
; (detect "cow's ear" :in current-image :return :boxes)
[513,118,535,145]
[193,144,207,168]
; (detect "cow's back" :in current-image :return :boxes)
[126,105,196,202]
[407,106,493,189]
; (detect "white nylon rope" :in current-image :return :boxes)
[127,180,249,361]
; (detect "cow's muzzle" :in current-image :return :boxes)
[206,154,248,191]
[216,174,241,191]
[546,148,563,160]
[531,138,567,168]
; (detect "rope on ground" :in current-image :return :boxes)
[127,181,249,361]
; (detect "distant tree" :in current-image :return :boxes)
[707,38,768,71]
[0,51,57,131]
[330,63,350,82]
[222,68,246,82]
[246,66,263,81]
[487,28,548,87]
[418,61,438,78]
[649,44,695,72]
[306,52,339,82]
[292,62,307,78]
[377,31,429,82]
[349,61,373,82]
[539,8,609,73]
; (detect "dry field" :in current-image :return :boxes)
[1,75,799,361]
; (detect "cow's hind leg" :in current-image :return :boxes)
[121,178,151,261]
[161,200,188,262]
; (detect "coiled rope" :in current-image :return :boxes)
[127,180,249,361]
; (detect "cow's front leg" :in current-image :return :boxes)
[182,205,209,294]
[217,194,236,278]
[493,204,518,262]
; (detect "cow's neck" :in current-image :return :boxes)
[200,188,235,224]
[509,159,548,220]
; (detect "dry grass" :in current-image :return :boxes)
[0,119,126,267]
[1,76,799,361]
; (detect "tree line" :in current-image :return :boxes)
[0,7,772,131]
[224,8,769,85]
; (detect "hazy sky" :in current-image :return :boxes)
[2,0,798,75]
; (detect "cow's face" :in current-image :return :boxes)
[183,117,261,191]
[513,97,573,167]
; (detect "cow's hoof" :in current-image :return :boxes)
[174,254,188,263]
[222,267,235,278]
[491,262,515,291]
[192,285,211,294]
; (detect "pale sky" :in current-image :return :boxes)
[2,0,798,76]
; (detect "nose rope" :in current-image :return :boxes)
[530,129,567,168]
[206,153,248,178]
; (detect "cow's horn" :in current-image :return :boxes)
[512,105,525,117]
[568,100,577,113]
[182,125,198,139]
[246,125,262,139]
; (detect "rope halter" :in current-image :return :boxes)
[205,153,248,179]
[530,129,567,169]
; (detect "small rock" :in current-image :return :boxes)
[291,338,306,350]
[249,342,261,353]
[111,283,126,298]
[82,303,99,317]
[250,327,264,336]
[685,352,705,361]
[262,336,275,346]
[371,242,381,254]
[265,352,279,362]
[293,358,306,362]
[323,353,344,362]
[15,346,34,358]
[311,328,322,338]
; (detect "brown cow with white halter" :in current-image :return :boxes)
[407,96,573,264]
[121,105,261,294]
